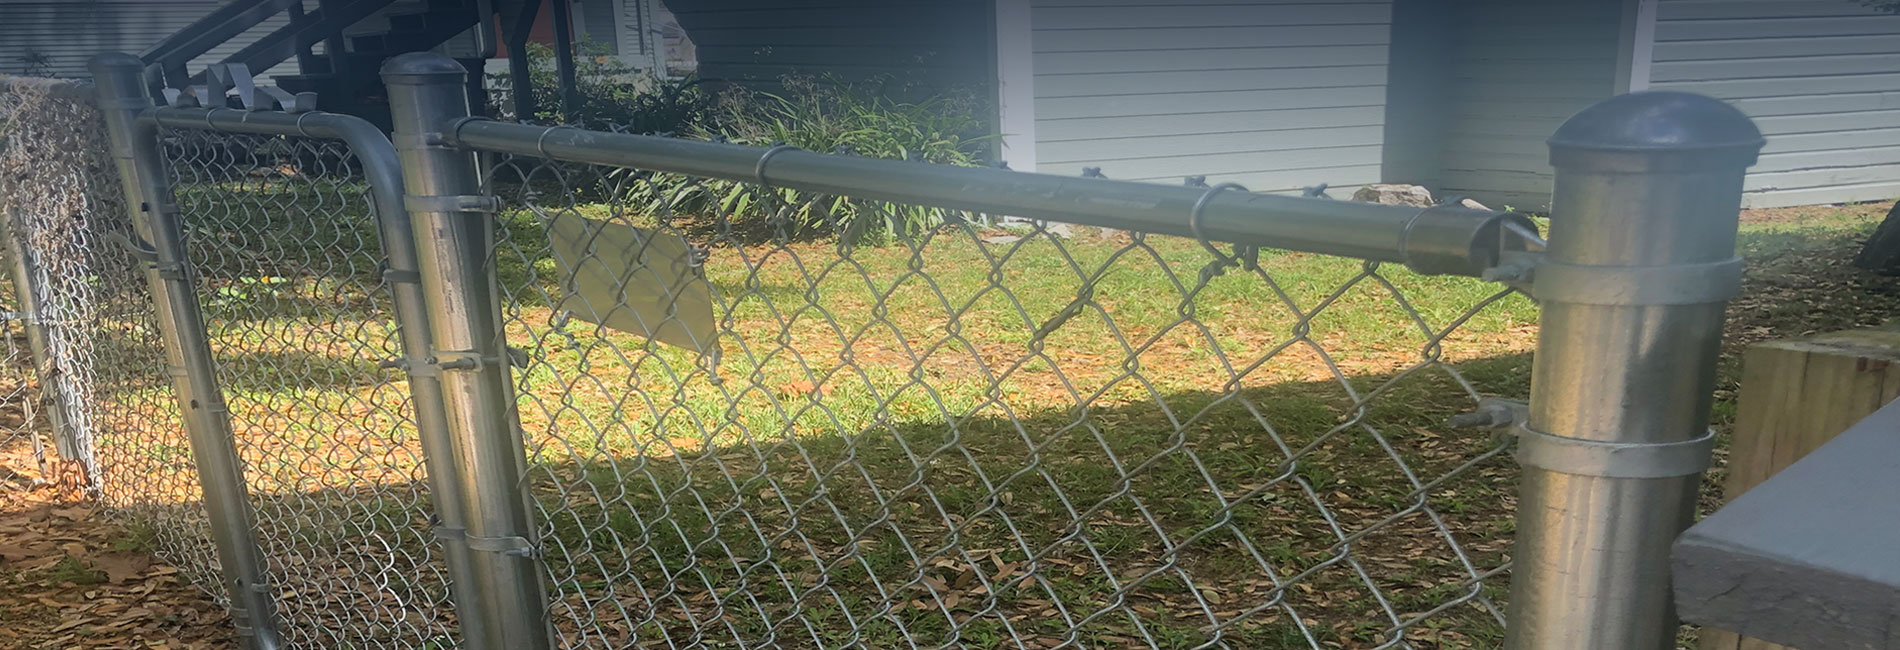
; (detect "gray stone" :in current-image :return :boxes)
[1350,184,1436,207]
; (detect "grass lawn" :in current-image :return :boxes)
[95,149,1900,650]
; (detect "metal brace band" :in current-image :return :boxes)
[435,526,541,558]
[431,347,529,371]
[402,358,439,378]
[155,262,188,281]
[1532,257,1743,306]
[431,349,500,371]
[404,194,501,214]
[382,268,422,285]
[1515,424,1715,478]
[392,131,452,151]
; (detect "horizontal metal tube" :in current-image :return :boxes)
[445,119,1526,277]
[145,108,404,223]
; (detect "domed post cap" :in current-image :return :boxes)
[1548,91,1764,172]
[381,52,469,85]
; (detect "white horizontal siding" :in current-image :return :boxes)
[0,1,292,80]
[1435,0,1624,211]
[1651,0,1900,208]
[1030,0,1392,194]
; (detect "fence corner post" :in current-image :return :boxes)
[381,52,553,650]
[1504,92,1763,648]
[86,52,286,650]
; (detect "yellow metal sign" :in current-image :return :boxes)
[548,215,716,355]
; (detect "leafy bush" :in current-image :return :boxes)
[487,42,716,133]
[491,44,998,242]
[624,75,996,242]
[716,75,991,164]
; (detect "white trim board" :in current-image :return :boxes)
[994,0,1037,172]
[1616,0,1658,93]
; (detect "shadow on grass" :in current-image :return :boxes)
[117,348,1530,650]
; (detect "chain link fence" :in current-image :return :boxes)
[1,79,1532,647]
[474,151,1530,648]
[159,126,458,647]
[0,53,1763,650]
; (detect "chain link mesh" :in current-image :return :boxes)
[1,75,1536,648]
[0,78,226,593]
[157,126,458,647]
[480,152,1532,649]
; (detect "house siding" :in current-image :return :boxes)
[0,1,290,79]
[664,0,993,89]
[1028,0,1394,194]
[1649,0,1900,208]
[1435,0,1625,211]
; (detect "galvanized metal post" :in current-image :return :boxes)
[0,207,77,464]
[87,53,285,650]
[1505,92,1763,648]
[381,52,553,650]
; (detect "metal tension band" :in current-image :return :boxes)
[1515,424,1716,479]
[434,526,541,558]
[431,349,503,371]
[404,194,501,214]
[1532,257,1743,306]
[381,267,422,285]
[392,131,453,151]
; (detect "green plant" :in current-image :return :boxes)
[45,555,106,585]
[16,51,52,77]
[110,525,158,553]
[618,74,997,243]
[488,42,715,133]
[719,75,992,163]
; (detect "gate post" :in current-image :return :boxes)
[1504,92,1762,648]
[381,53,553,650]
[0,207,78,464]
[87,53,284,650]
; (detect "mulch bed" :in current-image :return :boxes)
[0,435,235,649]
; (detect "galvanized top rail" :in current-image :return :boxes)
[442,118,1534,278]
[142,107,403,221]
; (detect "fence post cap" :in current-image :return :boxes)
[1548,91,1763,171]
[381,53,467,84]
[86,52,145,76]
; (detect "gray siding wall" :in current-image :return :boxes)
[0,1,290,80]
[1029,0,1393,194]
[665,0,993,89]
[1435,0,1625,211]
[1649,0,1900,208]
